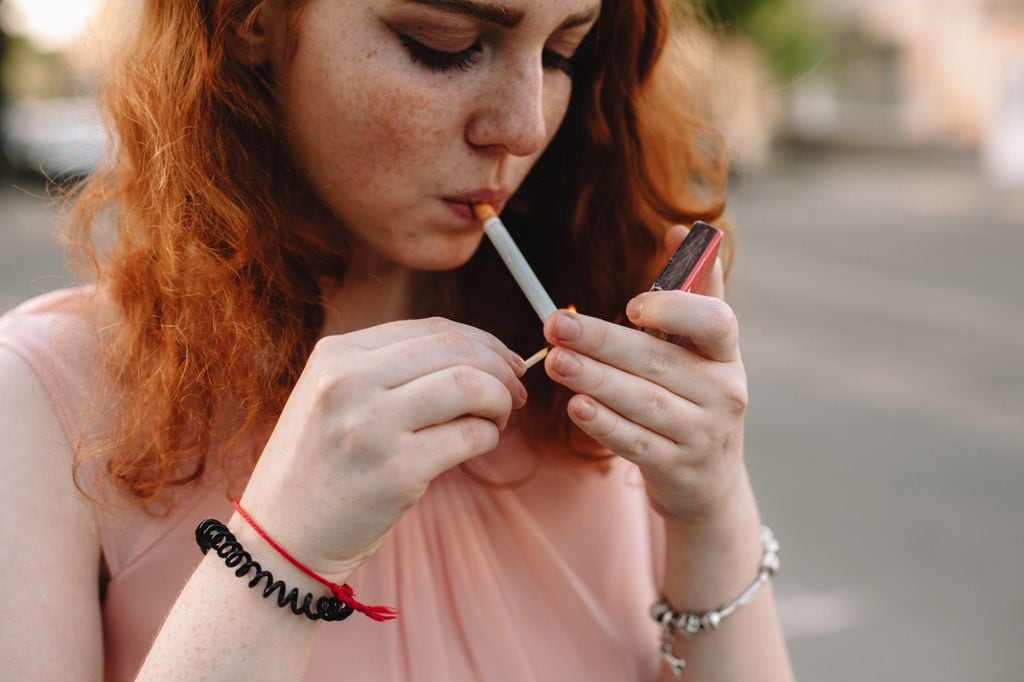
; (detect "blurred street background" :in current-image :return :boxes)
[0,0,1022,680]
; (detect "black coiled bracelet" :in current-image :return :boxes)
[195,518,355,622]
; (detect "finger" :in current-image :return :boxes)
[664,224,688,255]
[366,332,527,409]
[625,291,740,362]
[565,394,677,467]
[408,416,500,478]
[546,346,702,439]
[543,308,715,395]
[390,365,515,432]
[321,318,527,377]
[706,254,725,300]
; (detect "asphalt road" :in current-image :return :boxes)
[1,151,1021,680]
[727,150,1024,681]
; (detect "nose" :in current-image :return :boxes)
[465,56,549,158]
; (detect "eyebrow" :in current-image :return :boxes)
[406,0,524,27]
[405,0,601,31]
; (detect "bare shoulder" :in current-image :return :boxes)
[0,345,104,681]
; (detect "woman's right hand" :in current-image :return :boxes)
[237,317,527,581]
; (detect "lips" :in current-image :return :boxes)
[443,189,509,216]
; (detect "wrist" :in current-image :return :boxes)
[660,472,764,608]
[662,467,761,555]
[235,490,369,584]
[226,513,353,595]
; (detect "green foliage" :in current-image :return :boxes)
[1,35,71,99]
[700,0,826,80]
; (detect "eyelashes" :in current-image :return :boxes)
[399,34,483,73]
[398,34,575,77]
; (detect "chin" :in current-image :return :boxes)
[393,233,484,272]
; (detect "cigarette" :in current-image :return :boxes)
[473,203,557,323]
[523,346,550,370]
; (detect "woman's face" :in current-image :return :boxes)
[267,0,600,273]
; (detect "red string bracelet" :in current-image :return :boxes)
[232,501,398,622]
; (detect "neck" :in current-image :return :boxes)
[320,258,418,337]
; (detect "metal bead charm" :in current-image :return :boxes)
[702,610,722,630]
[651,599,672,623]
[650,525,781,678]
[680,613,703,637]
[662,651,686,676]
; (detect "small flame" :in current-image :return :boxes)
[566,304,577,313]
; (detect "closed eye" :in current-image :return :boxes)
[542,49,574,76]
[399,34,576,77]
[398,34,484,72]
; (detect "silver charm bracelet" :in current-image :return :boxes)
[650,526,780,677]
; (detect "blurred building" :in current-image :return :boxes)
[788,0,1024,153]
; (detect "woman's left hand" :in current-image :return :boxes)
[543,227,748,527]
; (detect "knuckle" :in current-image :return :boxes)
[643,343,676,380]
[496,382,514,411]
[451,365,483,394]
[722,377,749,414]
[639,389,669,422]
[313,367,350,403]
[586,362,608,394]
[591,318,610,351]
[309,336,339,368]
[461,419,498,453]
[437,331,474,357]
[629,432,655,459]
[590,410,615,439]
[334,413,364,443]
[704,300,738,342]
[323,407,376,456]
[423,316,454,335]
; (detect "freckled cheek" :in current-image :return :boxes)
[297,69,462,194]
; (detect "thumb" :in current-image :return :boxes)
[663,224,688,255]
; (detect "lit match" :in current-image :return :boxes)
[473,203,557,324]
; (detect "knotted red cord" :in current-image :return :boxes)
[232,501,398,622]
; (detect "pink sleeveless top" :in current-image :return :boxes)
[0,287,667,681]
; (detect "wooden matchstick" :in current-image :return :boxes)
[523,346,550,370]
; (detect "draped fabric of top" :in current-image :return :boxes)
[0,287,669,682]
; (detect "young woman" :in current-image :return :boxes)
[0,0,793,679]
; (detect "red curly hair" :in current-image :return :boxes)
[66,0,729,503]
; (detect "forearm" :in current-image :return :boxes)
[656,473,793,682]
[136,513,342,681]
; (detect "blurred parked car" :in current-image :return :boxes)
[2,95,106,179]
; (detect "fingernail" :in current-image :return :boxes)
[513,355,527,375]
[517,383,528,404]
[553,349,582,376]
[574,397,596,421]
[626,297,644,321]
[554,312,581,342]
